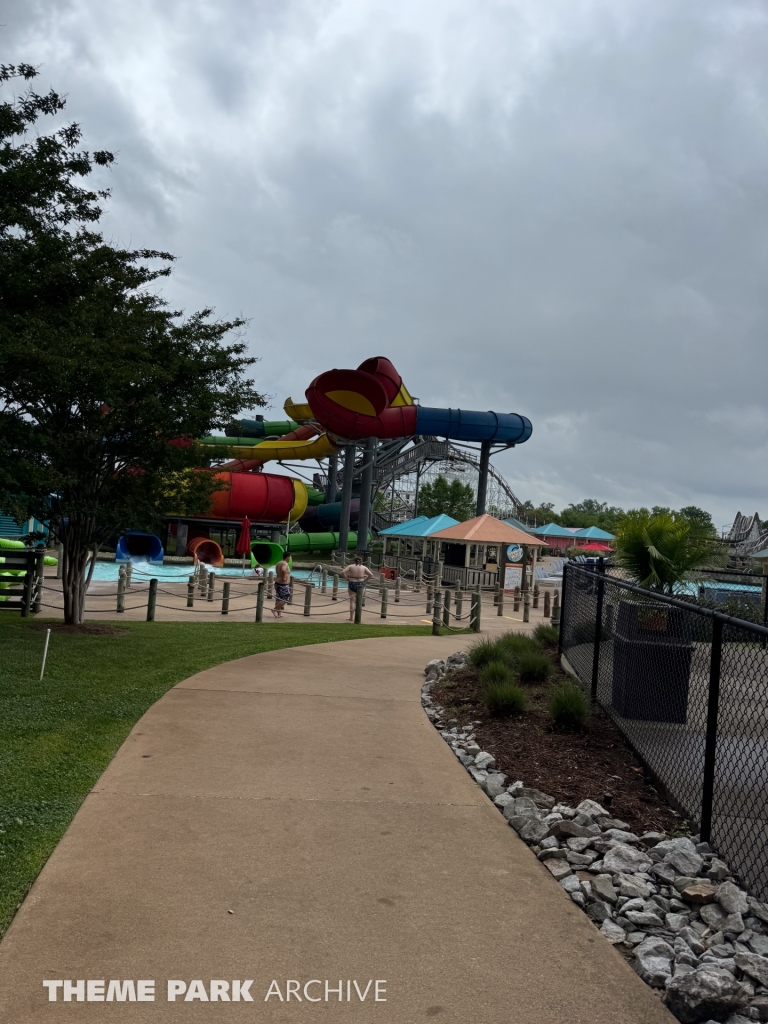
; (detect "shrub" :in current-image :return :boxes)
[483,680,526,717]
[533,624,559,646]
[479,660,514,686]
[468,637,512,669]
[516,649,552,683]
[549,681,589,731]
[497,632,540,658]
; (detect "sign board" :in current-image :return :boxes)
[504,566,522,592]
[506,544,523,563]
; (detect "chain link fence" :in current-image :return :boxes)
[560,562,768,899]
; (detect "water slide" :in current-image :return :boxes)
[181,355,531,547]
[116,531,164,564]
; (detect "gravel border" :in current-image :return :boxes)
[423,653,768,1024]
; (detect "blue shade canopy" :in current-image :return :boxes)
[533,523,580,538]
[380,514,460,538]
[573,525,615,540]
[378,516,429,536]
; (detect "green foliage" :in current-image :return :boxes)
[614,510,723,592]
[479,660,513,686]
[0,618,429,936]
[558,499,624,532]
[533,624,559,646]
[417,474,475,522]
[483,680,527,717]
[468,636,505,669]
[515,649,552,682]
[517,497,716,536]
[498,632,540,655]
[0,66,264,622]
[549,681,589,731]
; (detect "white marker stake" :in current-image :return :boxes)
[40,628,51,681]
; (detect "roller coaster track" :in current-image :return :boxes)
[371,437,525,528]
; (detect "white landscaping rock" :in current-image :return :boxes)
[664,967,751,1023]
[601,919,626,944]
[576,799,609,818]
[602,843,652,875]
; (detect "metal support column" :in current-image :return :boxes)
[356,436,376,555]
[337,443,356,556]
[475,440,491,516]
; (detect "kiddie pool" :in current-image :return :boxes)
[88,561,349,587]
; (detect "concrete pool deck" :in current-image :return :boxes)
[0,635,675,1022]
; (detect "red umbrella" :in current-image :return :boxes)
[235,517,252,570]
[580,542,613,552]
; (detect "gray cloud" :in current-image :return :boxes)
[5,0,768,525]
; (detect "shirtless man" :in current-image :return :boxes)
[272,557,291,617]
[341,556,374,621]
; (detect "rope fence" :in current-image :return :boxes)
[32,568,559,632]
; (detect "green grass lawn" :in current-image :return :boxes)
[0,617,430,936]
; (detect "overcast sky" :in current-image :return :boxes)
[5,0,768,528]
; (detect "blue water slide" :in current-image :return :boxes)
[414,408,532,444]
[116,531,164,564]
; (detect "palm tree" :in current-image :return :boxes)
[614,511,722,592]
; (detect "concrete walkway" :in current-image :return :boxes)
[0,636,674,1022]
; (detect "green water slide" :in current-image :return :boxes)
[249,531,370,568]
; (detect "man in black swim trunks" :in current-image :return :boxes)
[272,557,291,618]
[341,555,374,621]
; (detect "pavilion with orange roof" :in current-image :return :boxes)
[427,513,545,588]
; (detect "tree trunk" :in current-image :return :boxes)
[60,516,96,625]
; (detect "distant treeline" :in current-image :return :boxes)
[516,499,715,533]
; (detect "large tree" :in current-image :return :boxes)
[0,65,264,622]
[418,474,475,521]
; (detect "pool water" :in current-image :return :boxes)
[89,561,349,587]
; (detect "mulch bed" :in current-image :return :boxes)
[431,643,682,836]
[28,622,129,636]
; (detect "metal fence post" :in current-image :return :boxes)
[146,579,158,621]
[700,617,724,844]
[187,575,195,608]
[303,582,312,617]
[354,586,363,624]
[590,572,605,701]
[380,585,388,619]
[557,565,567,654]
[432,590,443,635]
[221,580,231,615]
[256,580,265,622]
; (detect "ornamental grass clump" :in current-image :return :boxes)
[532,624,559,646]
[497,632,540,658]
[515,649,552,683]
[479,659,513,686]
[549,681,589,731]
[468,637,501,669]
[483,680,527,717]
